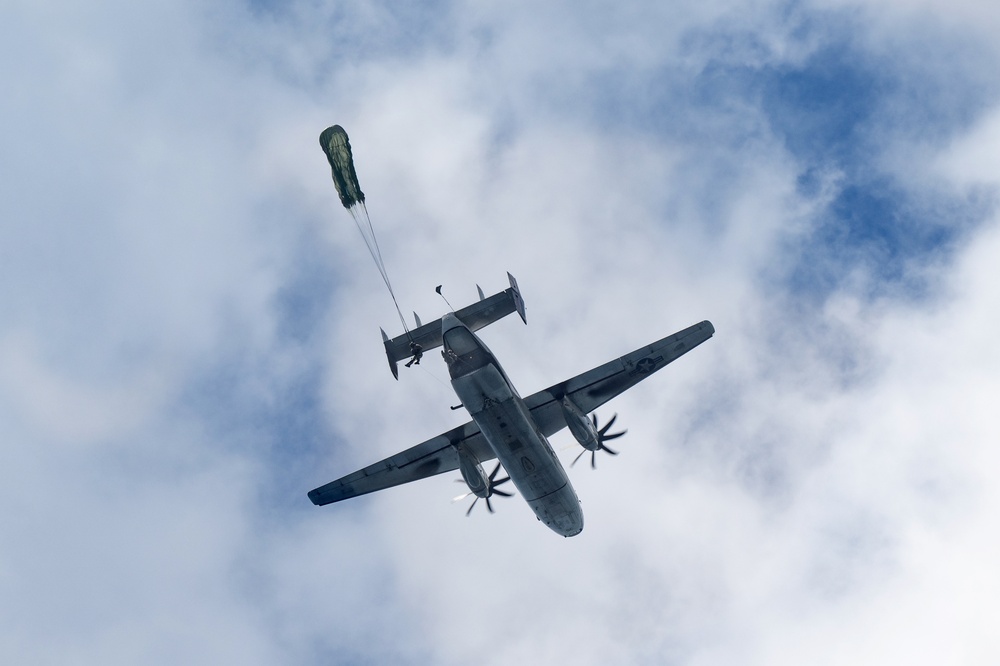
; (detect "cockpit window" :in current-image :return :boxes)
[443,327,479,356]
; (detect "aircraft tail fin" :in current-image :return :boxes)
[382,272,526,379]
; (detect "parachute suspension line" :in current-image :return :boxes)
[358,202,390,293]
[359,202,413,340]
[318,125,413,342]
[347,203,410,338]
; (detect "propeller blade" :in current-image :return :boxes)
[457,465,514,516]
[570,412,628,470]
[599,413,618,435]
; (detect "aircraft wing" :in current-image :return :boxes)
[523,320,715,437]
[308,320,714,506]
[307,420,498,506]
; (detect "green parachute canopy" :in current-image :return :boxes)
[319,125,365,209]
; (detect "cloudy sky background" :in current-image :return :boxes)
[4,0,1000,663]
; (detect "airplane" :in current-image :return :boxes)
[308,274,715,537]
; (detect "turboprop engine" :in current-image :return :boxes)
[561,396,601,450]
[560,396,627,469]
[454,449,512,515]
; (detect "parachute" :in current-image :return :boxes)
[319,125,409,336]
[319,125,365,209]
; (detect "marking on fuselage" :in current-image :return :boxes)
[521,456,536,472]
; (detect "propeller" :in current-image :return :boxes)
[571,413,627,469]
[452,462,513,515]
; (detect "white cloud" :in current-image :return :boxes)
[3,0,1000,664]
[935,106,1000,189]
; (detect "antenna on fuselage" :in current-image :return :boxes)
[435,285,455,312]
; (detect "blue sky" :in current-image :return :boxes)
[3,1,1000,663]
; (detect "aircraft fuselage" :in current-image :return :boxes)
[442,313,584,536]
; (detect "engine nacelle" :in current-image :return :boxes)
[457,448,491,498]
[561,396,600,451]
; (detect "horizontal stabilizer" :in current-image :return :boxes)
[382,272,527,379]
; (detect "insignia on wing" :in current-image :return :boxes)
[629,356,663,377]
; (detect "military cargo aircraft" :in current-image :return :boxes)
[308,274,714,536]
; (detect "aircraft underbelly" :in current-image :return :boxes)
[452,365,583,537]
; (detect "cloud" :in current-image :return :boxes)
[3,0,1000,664]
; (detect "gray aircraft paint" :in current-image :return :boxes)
[442,313,583,536]
[307,292,715,537]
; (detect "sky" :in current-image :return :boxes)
[3,0,1000,663]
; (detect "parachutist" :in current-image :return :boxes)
[404,342,423,367]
